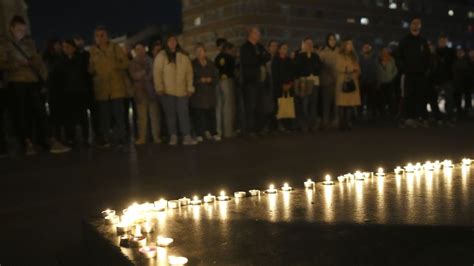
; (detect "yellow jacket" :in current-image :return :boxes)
[89,42,130,101]
[153,50,194,97]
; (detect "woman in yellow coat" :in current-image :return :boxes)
[335,38,361,131]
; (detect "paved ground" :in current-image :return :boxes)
[0,122,473,265]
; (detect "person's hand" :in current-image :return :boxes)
[200,77,207,83]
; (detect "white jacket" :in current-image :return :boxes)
[153,50,194,97]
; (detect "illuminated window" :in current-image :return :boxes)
[448,10,454,17]
[401,2,409,11]
[194,16,202,26]
[468,11,474,19]
[360,17,370,25]
[347,18,356,23]
[389,0,397,9]
[401,20,409,29]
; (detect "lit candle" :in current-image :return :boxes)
[376,167,385,177]
[355,171,365,181]
[337,175,346,182]
[265,184,278,194]
[143,222,154,234]
[249,190,261,196]
[101,209,116,218]
[203,193,216,203]
[281,183,293,191]
[169,256,189,265]
[323,175,335,185]
[134,224,142,237]
[190,196,202,205]
[154,199,168,211]
[462,158,471,166]
[345,173,355,181]
[179,197,191,206]
[130,236,147,248]
[168,200,180,209]
[405,163,415,173]
[157,236,174,247]
[217,191,231,201]
[423,161,434,171]
[394,166,403,175]
[415,162,422,171]
[234,191,247,198]
[304,179,315,188]
[442,160,454,169]
[433,160,441,170]
[139,246,157,258]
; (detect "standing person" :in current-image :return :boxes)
[60,40,90,145]
[215,42,236,138]
[260,40,279,135]
[319,33,339,129]
[43,38,71,151]
[294,37,322,132]
[154,35,197,146]
[433,35,456,124]
[272,42,296,131]
[240,27,266,138]
[129,43,161,145]
[89,26,130,148]
[0,69,7,158]
[453,48,472,116]
[0,16,57,155]
[73,35,96,142]
[397,17,431,128]
[335,38,361,131]
[426,42,442,124]
[359,42,378,120]
[151,40,163,59]
[191,43,219,142]
[376,48,398,119]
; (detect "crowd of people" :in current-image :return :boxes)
[0,15,473,157]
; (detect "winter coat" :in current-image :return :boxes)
[240,40,266,85]
[272,56,296,97]
[397,33,430,75]
[319,47,339,88]
[295,52,322,78]
[89,42,130,101]
[335,54,361,107]
[191,58,218,109]
[153,50,194,97]
[453,57,471,89]
[359,53,377,84]
[61,54,91,95]
[433,47,455,85]
[129,55,155,104]
[376,59,398,84]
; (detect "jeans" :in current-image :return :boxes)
[97,98,126,143]
[321,84,337,125]
[242,81,263,134]
[295,86,319,130]
[135,98,160,142]
[7,82,49,147]
[160,95,191,136]
[216,79,235,138]
[192,108,217,137]
[402,74,428,120]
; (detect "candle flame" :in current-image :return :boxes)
[325,175,331,182]
[220,190,225,197]
[269,184,275,190]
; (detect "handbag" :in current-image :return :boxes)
[342,67,356,93]
[276,92,295,120]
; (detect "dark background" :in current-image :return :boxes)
[27,0,182,47]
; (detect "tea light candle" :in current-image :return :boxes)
[168,200,180,209]
[130,236,147,248]
[405,163,415,173]
[142,222,154,234]
[179,197,191,206]
[154,199,168,211]
[190,196,202,205]
[265,184,278,194]
[249,190,261,196]
[355,171,365,181]
[337,175,346,182]
[203,194,216,203]
[433,160,441,170]
[442,160,454,169]
[415,162,422,171]
[423,161,434,171]
[157,236,174,247]
[394,166,403,175]
[304,179,315,189]
[281,183,293,191]
[376,167,385,177]
[101,209,116,218]
[234,191,247,198]
[323,175,335,185]
[169,256,188,265]
[462,158,471,166]
[217,191,231,201]
[139,246,157,258]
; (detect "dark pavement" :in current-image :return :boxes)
[0,122,473,265]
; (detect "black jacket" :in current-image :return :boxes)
[272,56,295,96]
[214,52,236,79]
[433,47,455,85]
[61,54,91,94]
[240,40,266,84]
[397,33,430,75]
[294,52,322,78]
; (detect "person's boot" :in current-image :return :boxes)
[49,138,71,154]
[169,135,178,146]
[182,135,198,146]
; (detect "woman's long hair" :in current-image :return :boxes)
[325,33,337,50]
[339,38,358,62]
[163,35,184,63]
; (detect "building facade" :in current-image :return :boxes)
[0,0,29,37]
[181,0,474,54]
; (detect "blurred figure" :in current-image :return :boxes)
[0,69,6,157]
[60,40,90,145]
[151,40,163,59]
[397,17,431,128]
[129,42,160,145]
[319,33,339,129]
[261,40,279,134]
[335,38,361,131]
[0,16,51,155]
[89,26,130,147]
[191,43,219,142]
[215,41,236,138]
[239,27,266,138]
[272,42,296,131]
[359,42,378,120]
[453,48,472,116]
[154,35,196,146]
[294,37,322,132]
[433,35,455,124]
[376,48,398,119]
[43,38,71,152]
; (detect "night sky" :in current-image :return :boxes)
[28,0,181,47]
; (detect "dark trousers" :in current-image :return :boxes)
[49,96,67,141]
[7,82,49,147]
[192,108,217,137]
[97,98,126,143]
[454,80,472,113]
[0,88,7,152]
[64,93,89,142]
[379,82,397,117]
[338,106,353,129]
[361,81,378,115]
[403,74,428,120]
[242,81,263,134]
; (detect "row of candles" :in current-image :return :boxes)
[101,158,471,264]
